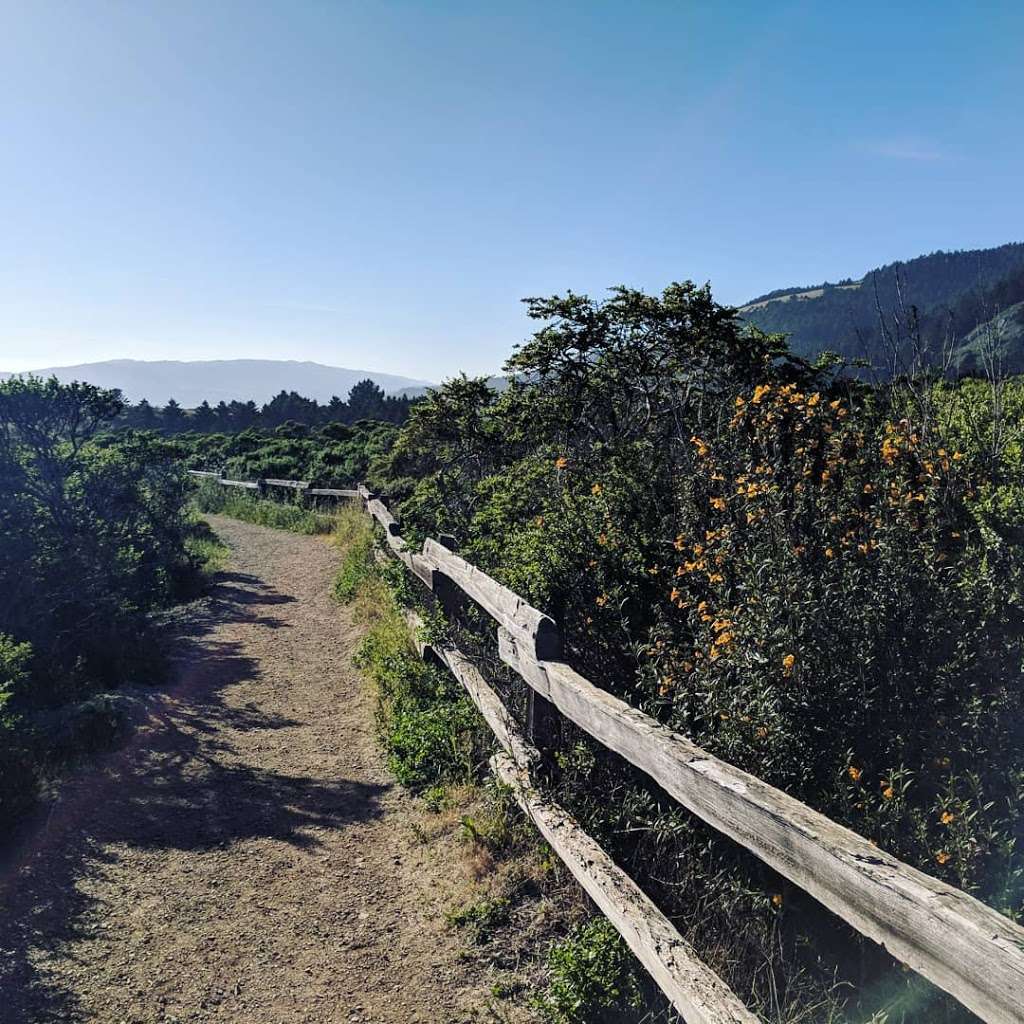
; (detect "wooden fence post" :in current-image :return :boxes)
[526,689,561,769]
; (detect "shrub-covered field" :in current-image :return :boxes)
[0,377,216,834]
[170,418,399,488]
[358,283,1024,1022]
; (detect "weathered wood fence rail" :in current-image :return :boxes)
[189,470,1024,1024]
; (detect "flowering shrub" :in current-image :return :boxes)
[371,284,1024,1021]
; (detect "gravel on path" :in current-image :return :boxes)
[0,515,518,1024]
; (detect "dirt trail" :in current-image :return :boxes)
[0,516,515,1024]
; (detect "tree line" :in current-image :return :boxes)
[119,378,417,433]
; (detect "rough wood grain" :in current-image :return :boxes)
[368,498,401,537]
[396,579,753,1023]
[308,487,359,498]
[422,538,562,661]
[497,629,1024,1024]
[492,753,759,1024]
[264,478,310,489]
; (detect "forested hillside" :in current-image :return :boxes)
[741,242,1024,374]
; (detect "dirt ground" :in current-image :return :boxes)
[0,516,533,1024]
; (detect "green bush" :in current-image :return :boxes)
[170,419,399,487]
[533,919,643,1024]
[371,283,1024,1021]
[0,376,202,833]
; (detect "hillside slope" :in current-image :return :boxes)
[740,242,1024,372]
[0,359,432,407]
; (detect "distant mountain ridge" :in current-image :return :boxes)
[740,242,1024,374]
[0,359,433,408]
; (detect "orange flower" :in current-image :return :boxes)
[940,811,955,825]
[595,593,608,607]
[935,851,951,865]
[690,435,710,458]
[782,653,795,676]
[882,785,895,800]
[847,766,862,782]
[597,532,608,546]
[710,496,726,511]
[770,893,783,909]
[752,384,771,404]
[555,456,568,470]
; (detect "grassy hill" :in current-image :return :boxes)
[740,242,1024,374]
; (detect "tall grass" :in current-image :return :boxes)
[191,478,337,534]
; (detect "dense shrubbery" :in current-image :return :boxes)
[172,418,398,488]
[0,377,205,832]
[120,378,415,433]
[367,282,1024,1021]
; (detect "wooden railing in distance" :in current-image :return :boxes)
[190,471,1024,1024]
[186,470,358,500]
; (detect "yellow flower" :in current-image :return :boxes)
[710,496,726,511]
[940,811,955,825]
[735,396,746,408]
[711,618,732,632]
[707,572,724,583]
[770,893,783,909]
[952,451,964,461]
[882,785,895,801]
[690,435,710,458]
[595,593,608,607]
[591,482,602,496]
[555,456,568,470]
[782,653,795,676]
[847,766,862,782]
[714,631,734,646]
[824,547,835,559]
[807,392,821,407]
[670,587,681,602]
[597,532,608,546]
[752,384,772,405]
[935,851,951,865]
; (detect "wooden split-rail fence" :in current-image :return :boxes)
[189,470,1024,1024]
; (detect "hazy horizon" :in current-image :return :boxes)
[2,2,1022,376]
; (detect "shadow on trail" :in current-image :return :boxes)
[0,564,384,1023]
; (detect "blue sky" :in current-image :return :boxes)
[1,1,1021,380]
